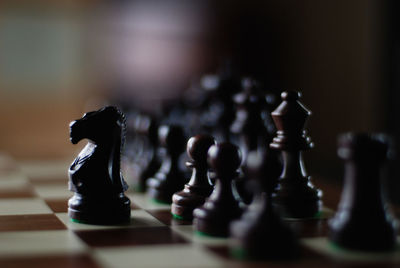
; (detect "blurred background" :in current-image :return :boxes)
[1,1,400,202]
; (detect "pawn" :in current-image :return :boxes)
[171,135,216,220]
[193,143,243,237]
[329,133,397,251]
[270,91,322,218]
[230,150,298,260]
[147,125,187,204]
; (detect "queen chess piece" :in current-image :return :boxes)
[270,91,322,218]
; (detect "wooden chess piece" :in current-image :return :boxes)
[193,143,243,237]
[270,91,322,218]
[147,125,187,204]
[230,150,298,260]
[329,133,397,251]
[231,77,270,158]
[68,106,131,224]
[171,134,216,220]
[134,115,161,192]
[230,77,279,204]
[199,62,241,142]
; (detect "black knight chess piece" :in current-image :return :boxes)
[68,106,131,224]
[147,125,187,204]
[230,150,298,260]
[171,134,216,220]
[329,133,397,251]
[193,143,243,237]
[270,91,322,218]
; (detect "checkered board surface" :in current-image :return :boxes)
[1,154,400,268]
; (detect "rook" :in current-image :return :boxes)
[329,133,397,251]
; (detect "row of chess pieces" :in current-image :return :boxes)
[67,81,398,260]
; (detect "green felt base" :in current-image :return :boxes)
[70,218,85,224]
[195,230,212,237]
[230,246,247,260]
[194,230,226,238]
[328,241,342,251]
[314,210,323,219]
[133,185,145,193]
[151,198,171,205]
[171,213,185,220]
[70,217,131,225]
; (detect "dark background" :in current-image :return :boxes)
[1,0,400,203]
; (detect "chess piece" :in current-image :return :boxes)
[193,143,243,237]
[329,133,397,251]
[231,77,270,158]
[134,115,161,192]
[122,112,149,192]
[171,134,216,220]
[230,150,298,260]
[199,62,242,142]
[270,91,322,218]
[230,77,279,204]
[147,125,187,204]
[68,106,131,224]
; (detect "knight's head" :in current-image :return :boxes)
[69,106,126,145]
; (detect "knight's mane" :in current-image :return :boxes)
[100,106,127,153]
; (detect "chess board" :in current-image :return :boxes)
[1,155,400,268]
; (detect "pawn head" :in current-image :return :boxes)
[207,142,242,174]
[187,134,216,165]
[158,125,186,154]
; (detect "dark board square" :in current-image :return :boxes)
[0,188,36,199]
[0,254,100,268]
[75,226,188,247]
[0,214,67,232]
[146,209,192,226]
[287,219,329,238]
[45,198,69,213]
[206,244,327,266]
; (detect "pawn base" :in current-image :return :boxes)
[329,213,397,252]
[68,193,131,225]
[193,208,241,238]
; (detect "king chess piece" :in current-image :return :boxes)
[68,106,131,225]
[193,143,243,237]
[270,91,322,218]
[230,150,298,260]
[329,133,397,251]
[171,134,216,220]
[147,125,187,204]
